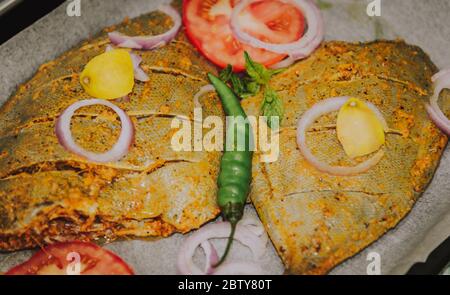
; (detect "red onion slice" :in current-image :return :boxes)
[200,241,219,275]
[296,96,387,176]
[194,84,215,108]
[108,5,181,50]
[231,0,324,67]
[239,217,269,246]
[426,69,450,135]
[56,99,134,163]
[270,56,295,70]
[432,68,450,83]
[426,103,450,135]
[129,52,150,82]
[199,242,265,275]
[177,218,268,275]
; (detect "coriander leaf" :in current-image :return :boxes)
[230,73,246,96]
[218,64,247,98]
[261,87,284,129]
[268,68,285,76]
[244,52,284,86]
[239,77,261,98]
[218,63,262,99]
[219,64,233,82]
[220,54,283,102]
[245,81,261,96]
[244,52,272,85]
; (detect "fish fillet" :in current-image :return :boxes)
[242,41,449,274]
[0,9,222,251]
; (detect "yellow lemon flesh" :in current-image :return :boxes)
[80,49,134,99]
[337,97,386,158]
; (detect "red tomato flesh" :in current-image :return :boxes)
[183,0,305,71]
[6,241,134,275]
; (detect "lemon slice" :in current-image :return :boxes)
[337,97,385,158]
[80,49,134,99]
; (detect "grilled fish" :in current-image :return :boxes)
[242,40,449,274]
[0,10,223,251]
[1,7,448,276]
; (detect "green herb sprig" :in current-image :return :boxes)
[219,52,285,128]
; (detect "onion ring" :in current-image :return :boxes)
[194,84,215,108]
[426,70,450,135]
[426,103,450,135]
[129,52,150,82]
[239,217,269,246]
[177,218,268,275]
[270,56,295,70]
[55,99,134,163]
[108,5,181,50]
[296,96,387,176]
[201,241,219,275]
[231,0,324,68]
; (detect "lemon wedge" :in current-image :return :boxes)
[337,97,385,158]
[80,49,134,99]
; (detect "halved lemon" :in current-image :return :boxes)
[337,97,385,158]
[80,49,134,99]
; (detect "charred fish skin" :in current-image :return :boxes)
[242,41,448,275]
[0,9,222,251]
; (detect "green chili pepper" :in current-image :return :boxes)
[208,73,253,266]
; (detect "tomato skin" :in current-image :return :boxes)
[182,0,304,71]
[6,241,134,275]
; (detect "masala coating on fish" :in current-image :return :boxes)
[0,9,223,251]
[242,41,449,274]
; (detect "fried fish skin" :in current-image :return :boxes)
[242,41,449,275]
[0,10,222,251]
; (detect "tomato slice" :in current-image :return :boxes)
[183,0,305,71]
[6,242,134,275]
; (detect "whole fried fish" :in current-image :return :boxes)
[0,10,223,251]
[242,41,449,274]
